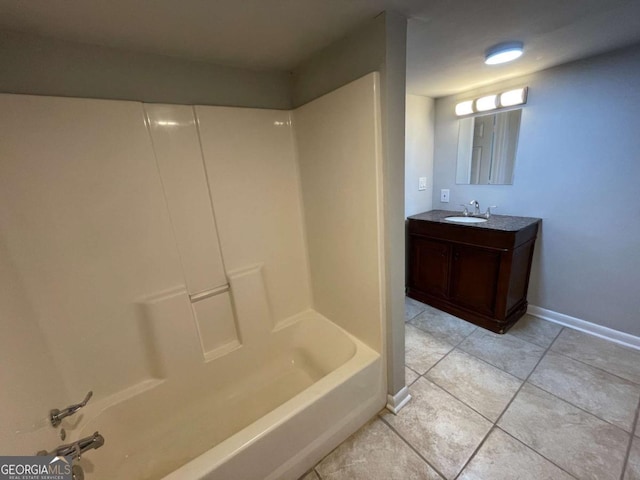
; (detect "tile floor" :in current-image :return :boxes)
[299,297,640,480]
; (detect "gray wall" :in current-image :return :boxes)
[0,30,291,109]
[433,44,640,336]
[290,15,385,108]
[405,94,435,217]
[292,12,408,398]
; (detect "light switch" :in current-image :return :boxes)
[418,177,427,191]
[440,189,450,203]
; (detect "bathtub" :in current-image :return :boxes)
[76,311,384,480]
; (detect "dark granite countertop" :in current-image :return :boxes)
[408,209,541,232]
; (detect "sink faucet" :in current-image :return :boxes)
[470,200,480,216]
[50,391,93,427]
[37,431,104,460]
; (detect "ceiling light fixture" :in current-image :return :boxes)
[485,41,524,65]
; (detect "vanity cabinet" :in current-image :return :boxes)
[407,210,541,333]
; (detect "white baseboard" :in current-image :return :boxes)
[385,386,412,414]
[527,304,640,351]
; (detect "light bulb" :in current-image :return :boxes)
[500,88,527,107]
[455,100,474,116]
[476,95,498,112]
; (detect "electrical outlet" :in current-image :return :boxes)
[418,177,427,191]
[440,189,450,203]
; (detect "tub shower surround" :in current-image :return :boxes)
[0,73,386,479]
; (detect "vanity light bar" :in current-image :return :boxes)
[455,87,528,117]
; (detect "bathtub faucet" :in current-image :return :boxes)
[50,391,93,427]
[37,431,105,460]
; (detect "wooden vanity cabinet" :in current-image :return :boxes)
[407,212,541,333]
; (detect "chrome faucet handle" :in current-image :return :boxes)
[484,206,497,218]
[50,391,93,427]
[37,432,104,461]
[459,204,469,216]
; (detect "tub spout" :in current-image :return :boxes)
[37,431,105,460]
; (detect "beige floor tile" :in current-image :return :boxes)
[299,470,320,480]
[498,383,629,480]
[315,418,441,480]
[625,436,640,480]
[406,296,427,321]
[382,377,492,479]
[530,352,640,432]
[426,350,522,421]
[458,428,574,480]
[458,328,545,379]
[551,329,640,384]
[405,324,454,374]
[409,306,476,346]
[406,366,420,386]
[508,314,562,348]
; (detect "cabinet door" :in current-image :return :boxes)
[450,244,501,315]
[408,236,450,298]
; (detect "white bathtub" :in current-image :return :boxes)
[76,312,383,480]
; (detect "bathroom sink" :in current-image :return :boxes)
[445,216,488,223]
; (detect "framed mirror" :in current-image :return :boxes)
[456,109,522,185]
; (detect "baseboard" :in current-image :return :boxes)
[528,304,640,351]
[385,386,412,414]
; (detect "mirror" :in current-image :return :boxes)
[456,109,522,185]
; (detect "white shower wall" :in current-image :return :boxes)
[0,95,186,453]
[196,106,313,325]
[0,96,183,388]
[294,74,385,351]
[0,73,385,456]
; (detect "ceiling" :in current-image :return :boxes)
[406,0,640,97]
[1,0,640,98]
